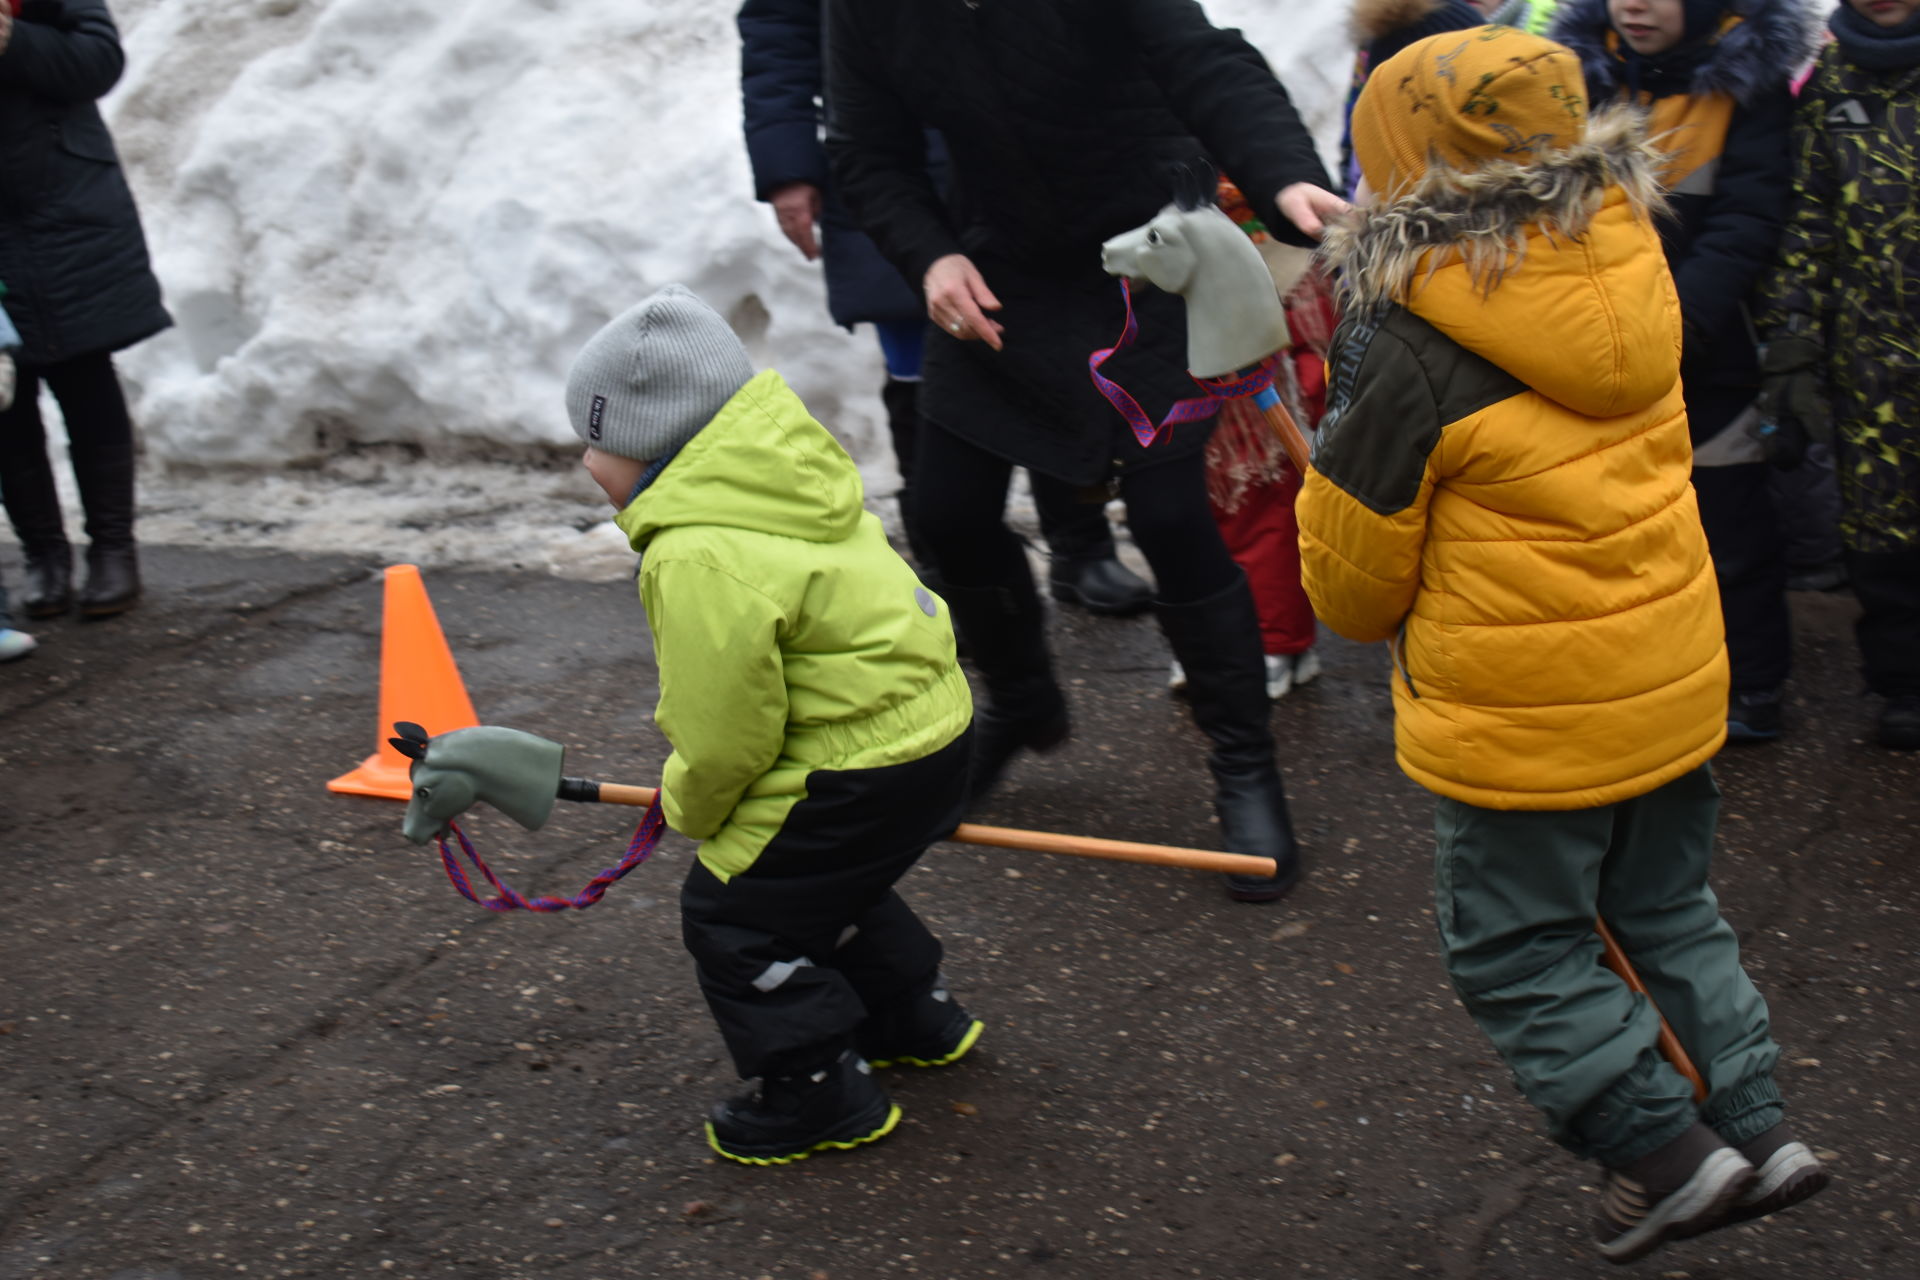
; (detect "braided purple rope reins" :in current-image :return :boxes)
[434,798,666,912]
[1089,278,1279,445]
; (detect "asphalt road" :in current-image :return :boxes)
[2,546,1914,1280]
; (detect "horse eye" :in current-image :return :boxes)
[1147,229,1163,245]
[416,787,432,799]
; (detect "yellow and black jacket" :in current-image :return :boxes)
[1299,104,1730,810]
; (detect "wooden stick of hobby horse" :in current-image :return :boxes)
[1596,917,1709,1101]
[1257,393,1314,477]
[576,781,1277,879]
[1254,384,1708,1101]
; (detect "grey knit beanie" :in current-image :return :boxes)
[565,285,756,461]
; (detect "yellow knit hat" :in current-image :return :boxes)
[1350,25,1589,200]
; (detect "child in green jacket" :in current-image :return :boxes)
[569,285,978,1164]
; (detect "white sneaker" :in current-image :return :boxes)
[1264,653,1292,699]
[1266,649,1322,700]
[0,629,38,662]
[1167,659,1187,693]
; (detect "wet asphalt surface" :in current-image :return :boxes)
[1,546,1915,1280]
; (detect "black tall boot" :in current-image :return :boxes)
[942,574,1070,803]
[71,423,141,619]
[1155,574,1302,903]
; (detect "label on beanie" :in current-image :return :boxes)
[589,394,606,440]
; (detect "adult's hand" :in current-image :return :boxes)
[1754,415,1810,471]
[1276,182,1352,241]
[768,182,822,261]
[925,254,1005,351]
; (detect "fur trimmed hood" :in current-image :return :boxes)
[1323,107,1667,308]
[1323,107,1682,417]
[1352,0,1462,41]
[1549,0,1820,105]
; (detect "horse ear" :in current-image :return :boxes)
[1168,157,1219,212]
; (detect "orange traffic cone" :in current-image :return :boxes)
[328,564,480,800]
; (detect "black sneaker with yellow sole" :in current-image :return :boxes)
[705,1052,900,1166]
[858,980,984,1069]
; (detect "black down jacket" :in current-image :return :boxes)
[824,0,1328,486]
[0,0,170,366]
[739,0,943,330]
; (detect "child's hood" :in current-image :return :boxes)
[1550,0,1821,105]
[614,369,863,550]
[1327,100,1682,420]
[1352,0,1483,45]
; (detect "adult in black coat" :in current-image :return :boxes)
[736,0,1151,617]
[1552,0,1818,741]
[0,0,170,619]
[826,0,1344,903]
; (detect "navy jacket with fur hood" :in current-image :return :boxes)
[1551,0,1817,435]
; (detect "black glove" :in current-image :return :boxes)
[1758,332,1832,453]
[1752,414,1809,471]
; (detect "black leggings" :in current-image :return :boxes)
[0,349,137,551]
[909,419,1237,605]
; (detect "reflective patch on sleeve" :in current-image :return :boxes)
[751,956,816,992]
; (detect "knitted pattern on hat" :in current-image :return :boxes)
[1350,25,1591,200]
[565,285,757,462]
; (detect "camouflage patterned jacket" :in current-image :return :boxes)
[1760,42,1920,551]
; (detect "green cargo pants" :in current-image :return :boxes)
[1433,764,1783,1167]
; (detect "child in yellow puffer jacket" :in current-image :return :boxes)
[1297,26,1826,1264]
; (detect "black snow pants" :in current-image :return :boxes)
[1845,546,1920,697]
[679,731,970,1081]
[1694,463,1792,693]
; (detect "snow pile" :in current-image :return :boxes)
[81,0,1353,575]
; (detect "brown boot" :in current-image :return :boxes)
[1719,1124,1830,1226]
[1593,1123,1754,1264]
